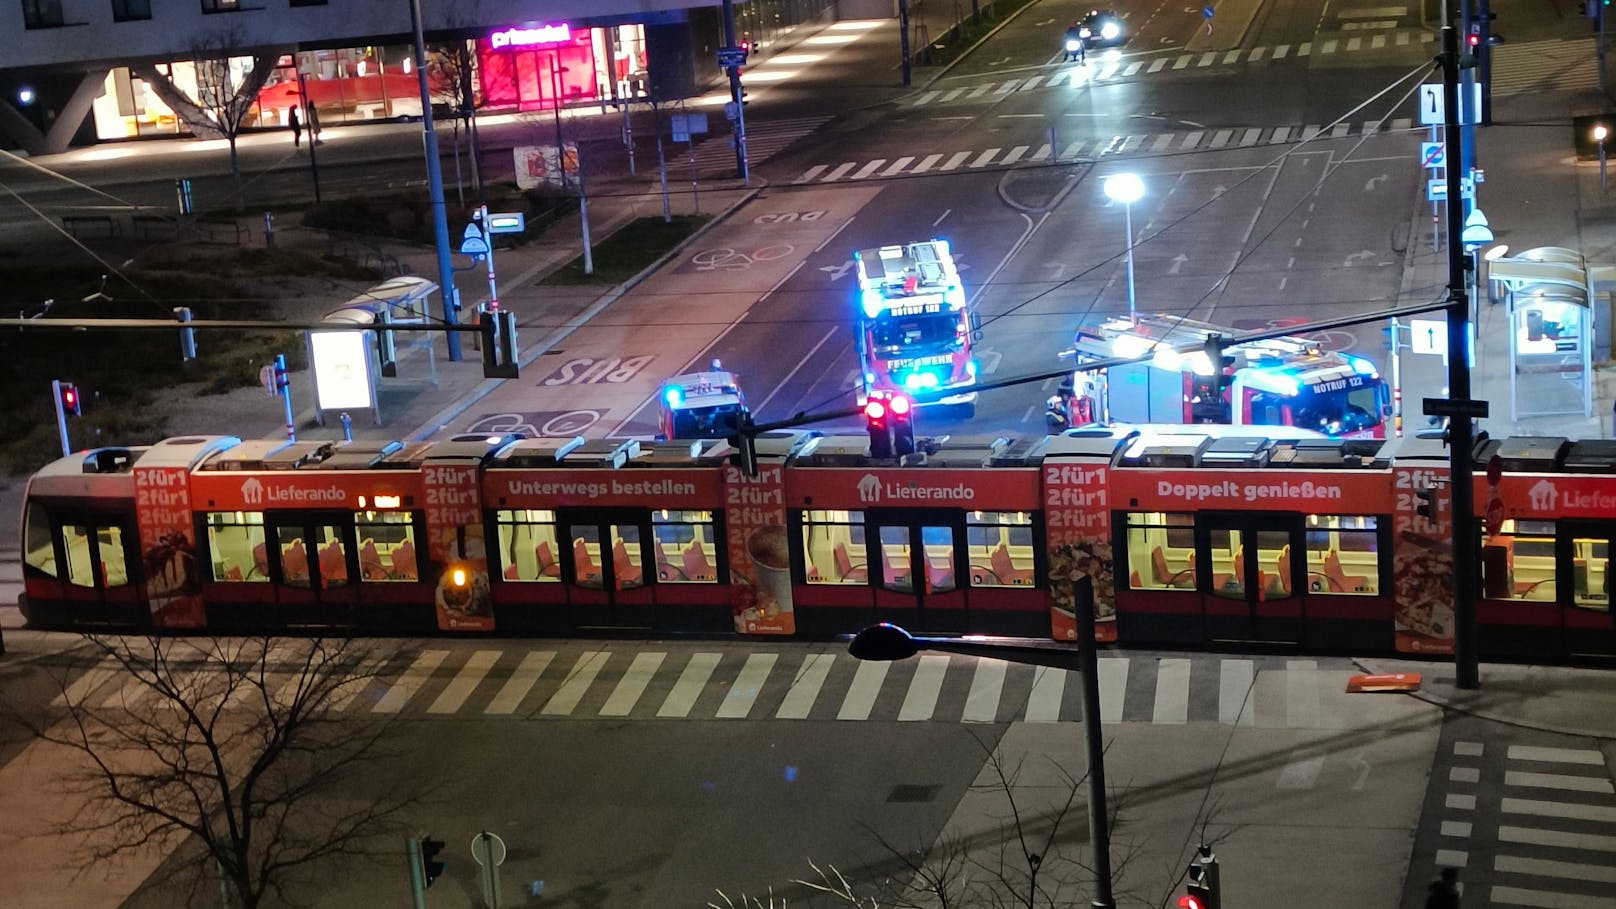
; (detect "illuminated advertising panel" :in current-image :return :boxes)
[1043,460,1114,643]
[310,331,374,411]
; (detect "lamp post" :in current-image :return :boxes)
[1103,173,1145,323]
[1595,124,1608,195]
[849,576,1114,909]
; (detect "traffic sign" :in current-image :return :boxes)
[1418,83,1484,125]
[1409,318,1446,355]
[1420,142,1446,169]
[1427,179,1447,201]
[487,212,525,234]
[459,234,489,256]
[470,831,507,866]
[1423,397,1489,418]
[716,46,747,67]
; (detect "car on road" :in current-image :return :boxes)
[1077,9,1126,47]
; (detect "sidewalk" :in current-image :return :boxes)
[1358,655,1616,740]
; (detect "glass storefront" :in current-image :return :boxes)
[475,22,648,112]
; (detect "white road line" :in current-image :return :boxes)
[1446,793,1477,810]
[1274,45,1290,59]
[968,83,992,98]
[1286,660,1319,727]
[1371,35,1387,49]
[881,156,915,176]
[372,650,447,713]
[1099,658,1128,723]
[1061,141,1087,159]
[1209,128,1233,148]
[1298,42,1313,56]
[752,326,837,415]
[1488,886,1603,909]
[1123,61,1144,76]
[1346,37,1362,51]
[1026,667,1066,723]
[1441,820,1473,837]
[54,666,117,708]
[542,650,610,715]
[1000,145,1029,165]
[1496,856,1616,883]
[1499,825,1616,853]
[942,150,973,170]
[911,153,944,173]
[1270,126,1292,143]
[898,654,950,721]
[1501,797,1616,822]
[839,659,889,720]
[1198,52,1217,66]
[851,159,886,179]
[776,653,835,719]
[1219,659,1255,725]
[995,78,1019,93]
[1153,659,1191,724]
[1222,51,1240,64]
[962,659,1007,723]
[331,656,390,712]
[1149,58,1168,72]
[969,148,1001,167]
[1249,47,1266,62]
[1321,39,1339,53]
[1173,55,1192,69]
[716,652,777,718]
[657,652,721,718]
[1505,770,1615,793]
[820,162,856,181]
[1180,130,1204,148]
[941,88,965,102]
[1151,134,1174,151]
[1239,127,1262,146]
[1330,123,1350,138]
[912,91,939,107]
[1509,745,1606,765]
[599,651,665,716]
[1033,143,1052,160]
[1022,75,1044,90]
[427,649,501,714]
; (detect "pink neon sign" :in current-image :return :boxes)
[489,24,573,50]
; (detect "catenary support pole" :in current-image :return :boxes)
[408,0,463,360]
[721,0,750,182]
[1441,24,1481,690]
[1074,576,1115,908]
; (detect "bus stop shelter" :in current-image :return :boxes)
[307,276,440,427]
[1485,246,1597,421]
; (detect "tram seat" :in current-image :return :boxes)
[991,543,1032,586]
[1267,546,1292,598]
[504,564,519,580]
[1323,549,1368,594]
[251,542,268,579]
[926,550,954,591]
[535,541,560,578]
[833,543,867,582]
[613,539,642,587]
[223,565,243,582]
[359,539,389,580]
[655,541,678,580]
[881,548,910,589]
[318,541,348,587]
[282,540,309,582]
[682,542,715,581]
[390,540,417,581]
[573,538,602,584]
[1150,546,1192,588]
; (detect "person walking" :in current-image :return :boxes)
[288,106,301,148]
[307,105,322,145]
[1424,867,1461,909]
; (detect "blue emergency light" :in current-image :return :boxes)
[663,386,684,407]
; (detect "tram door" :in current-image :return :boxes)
[265,513,358,628]
[51,511,144,627]
[1197,514,1304,644]
[1561,522,1614,656]
[867,512,967,633]
[560,510,654,629]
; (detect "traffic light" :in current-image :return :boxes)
[889,393,916,457]
[1182,844,1220,909]
[865,398,894,459]
[1467,25,1480,47]
[419,836,445,889]
[479,310,518,379]
[59,381,81,417]
[1416,486,1436,519]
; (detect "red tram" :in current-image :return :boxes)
[16,428,1615,660]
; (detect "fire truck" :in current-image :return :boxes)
[853,239,980,417]
[657,360,748,440]
[1047,314,1391,438]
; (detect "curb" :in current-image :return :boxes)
[405,187,765,442]
[921,0,1048,90]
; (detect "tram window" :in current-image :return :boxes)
[1571,536,1609,610]
[355,511,416,582]
[967,511,1036,588]
[1303,514,1380,595]
[653,510,719,584]
[23,503,58,578]
[495,509,561,583]
[1123,513,1194,591]
[205,512,268,583]
[311,525,350,589]
[801,509,866,585]
[1483,520,1557,603]
[276,527,313,589]
[878,526,915,592]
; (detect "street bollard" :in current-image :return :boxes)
[176,178,194,216]
[340,412,353,441]
[264,212,275,248]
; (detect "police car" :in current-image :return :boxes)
[658,360,749,440]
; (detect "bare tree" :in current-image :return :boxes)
[131,27,281,210]
[5,635,425,909]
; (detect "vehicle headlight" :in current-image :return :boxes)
[1079,27,1092,38]
[1101,22,1120,39]
[1066,39,1082,51]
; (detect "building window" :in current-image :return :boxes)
[200,0,241,12]
[23,0,65,28]
[111,0,150,20]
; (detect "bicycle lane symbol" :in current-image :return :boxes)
[689,245,794,272]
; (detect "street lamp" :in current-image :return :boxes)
[1594,124,1608,194]
[848,576,1114,909]
[1102,173,1145,323]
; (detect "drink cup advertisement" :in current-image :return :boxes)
[423,464,494,631]
[1392,465,1454,654]
[725,463,794,634]
[136,466,205,628]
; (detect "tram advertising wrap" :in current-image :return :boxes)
[15,430,1614,662]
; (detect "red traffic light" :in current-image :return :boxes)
[1467,32,1480,46]
[59,382,81,416]
[1177,896,1206,909]
[888,394,912,415]
[864,400,887,421]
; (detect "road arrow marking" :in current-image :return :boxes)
[1211,184,1226,198]
[1045,262,1068,280]
[1344,250,1376,266]
[821,261,854,281]
[1364,174,1388,191]
[1169,253,1189,275]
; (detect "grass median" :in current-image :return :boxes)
[540,215,711,285]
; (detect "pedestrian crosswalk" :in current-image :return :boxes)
[1489,38,1602,98]
[907,30,1435,108]
[57,644,1367,728]
[1435,737,1616,907]
[678,115,832,177]
[791,118,1418,184]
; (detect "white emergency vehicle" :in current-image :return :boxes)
[658,361,749,440]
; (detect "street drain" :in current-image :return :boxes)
[886,784,941,803]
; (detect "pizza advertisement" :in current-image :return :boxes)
[1043,461,1116,644]
[136,465,206,628]
[1392,465,1455,654]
